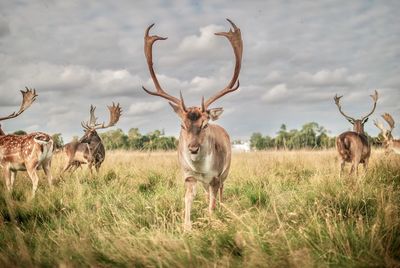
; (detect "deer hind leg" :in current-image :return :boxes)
[10,170,17,190]
[62,161,72,173]
[339,160,345,178]
[26,166,40,198]
[184,177,197,231]
[42,160,53,186]
[363,158,369,172]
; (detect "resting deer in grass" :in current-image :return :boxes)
[334,90,378,176]
[374,113,400,155]
[62,103,122,174]
[0,88,53,197]
[142,19,243,230]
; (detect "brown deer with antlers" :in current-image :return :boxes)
[374,113,400,155]
[142,19,243,230]
[62,103,122,174]
[334,90,378,176]
[0,88,54,197]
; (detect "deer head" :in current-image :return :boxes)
[80,103,122,143]
[0,87,38,135]
[334,90,378,134]
[142,19,243,155]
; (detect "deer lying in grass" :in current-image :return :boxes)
[334,90,378,176]
[62,103,122,174]
[0,88,53,197]
[142,19,243,230]
[374,113,400,155]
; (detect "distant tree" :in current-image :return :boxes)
[250,132,267,150]
[275,124,288,149]
[100,129,128,150]
[51,133,64,150]
[13,130,27,135]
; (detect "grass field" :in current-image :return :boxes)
[0,149,399,267]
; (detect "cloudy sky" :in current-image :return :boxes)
[0,0,399,141]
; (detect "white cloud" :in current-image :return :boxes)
[127,101,165,116]
[178,24,225,54]
[294,68,366,87]
[0,1,399,139]
[262,83,290,103]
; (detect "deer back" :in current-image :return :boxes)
[0,132,53,170]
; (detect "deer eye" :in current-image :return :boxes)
[202,123,208,129]
[181,124,186,130]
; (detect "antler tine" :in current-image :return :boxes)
[333,94,356,122]
[81,121,91,130]
[382,113,395,130]
[142,23,181,106]
[373,119,385,132]
[0,87,38,121]
[89,105,98,127]
[361,90,379,121]
[204,19,243,109]
[93,102,122,130]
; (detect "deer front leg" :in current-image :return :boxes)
[184,177,197,231]
[208,177,220,214]
[3,167,12,191]
[363,158,369,172]
[219,183,224,203]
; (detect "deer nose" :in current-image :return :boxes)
[188,144,200,154]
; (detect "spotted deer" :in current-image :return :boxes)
[334,90,378,176]
[0,88,53,197]
[62,103,122,174]
[142,19,243,230]
[374,113,400,155]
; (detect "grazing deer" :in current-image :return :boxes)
[0,88,53,197]
[334,90,378,176]
[142,19,243,230]
[62,103,122,174]
[374,113,400,155]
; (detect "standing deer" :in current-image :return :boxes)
[374,113,400,155]
[0,88,53,197]
[142,19,243,230]
[62,103,122,174]
[334,90,378,176]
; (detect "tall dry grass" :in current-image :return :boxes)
[0,149,399,267]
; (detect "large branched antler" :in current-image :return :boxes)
[0,87,38,121]
[382,113,395,130]
[361,90,378,122]
[141,23,186,111]
[333,94,356,123]
[81,103,122,131]
[203,19,243,110]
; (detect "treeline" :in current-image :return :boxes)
[250,122,380,150]
[12,122,382,151]
[11,128,177,150]
[99,128,177,150]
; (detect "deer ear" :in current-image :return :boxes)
[208,108,224,121]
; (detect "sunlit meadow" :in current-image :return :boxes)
[0,149,399,267]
